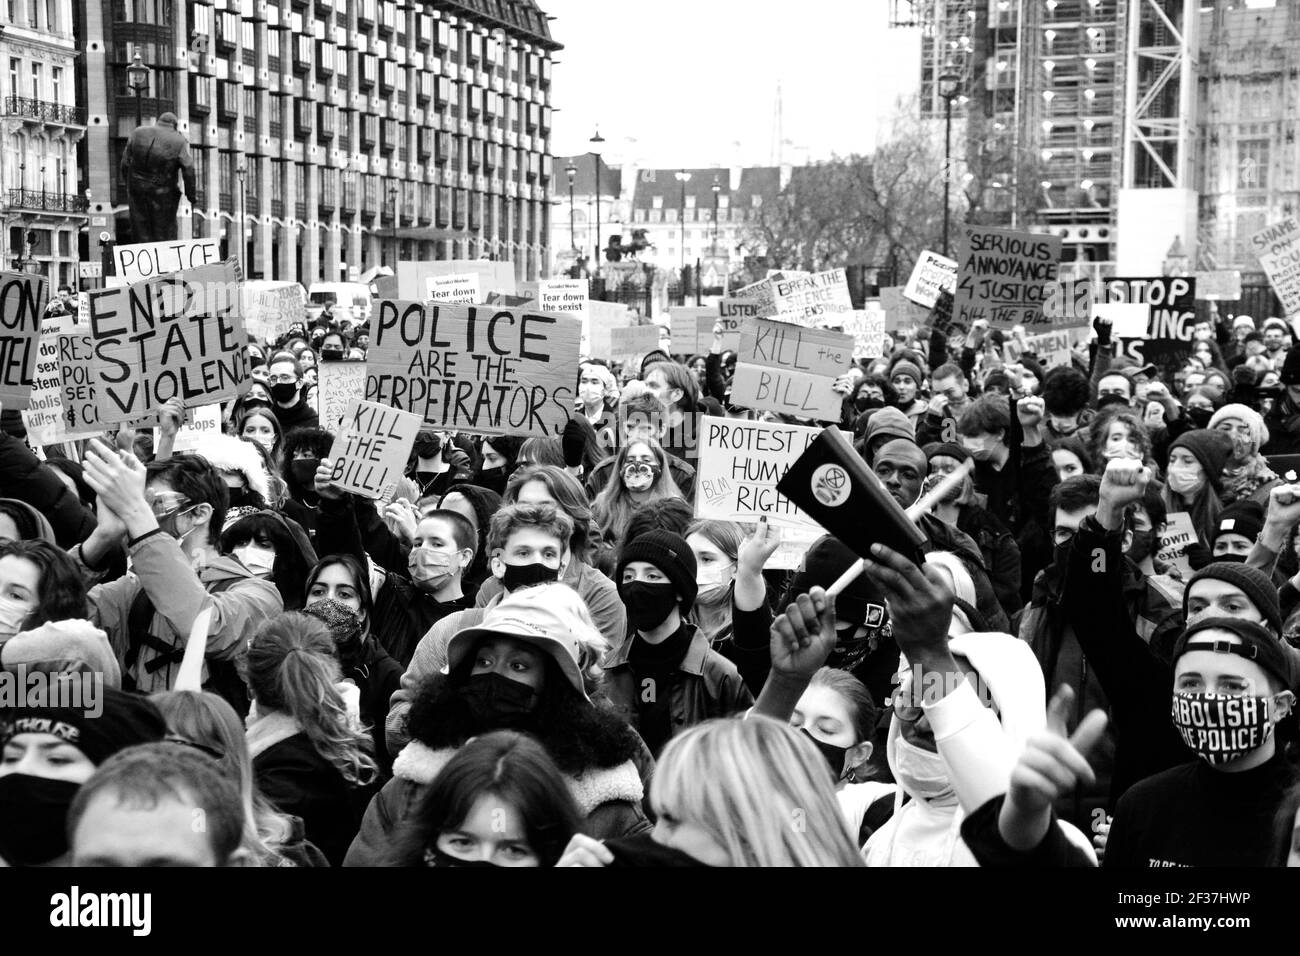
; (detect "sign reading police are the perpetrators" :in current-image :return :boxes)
[953,226,1062,330]
[730,320,853,420]
[364,300,581,439]
[903,250,958,309]
[609,325,660,363]
[1252,218,1300,316]
[0,270,49,407]
[327,398,423,499]
[85,260,250,424]
[771,269,852,327]
[425,273,481,305]
[113,239,222,283]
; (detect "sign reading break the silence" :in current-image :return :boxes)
[327,398,422,500]
[364,300,582,439]
[771,268,853,327]
[85,260,250,424]
[0,270,49,407]
[730,319,853,420]
[953,226,1062,330]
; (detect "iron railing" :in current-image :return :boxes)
[2,95,86,125]
[5,189,89,213]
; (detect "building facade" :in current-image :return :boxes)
[552,151,621,274]
[79,0,559,286]
[1,0,87,286]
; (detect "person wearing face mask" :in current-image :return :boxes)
[603,531,752,756]
[0,408,97,549]
[279,428,335,545]
[237,409,284,470]
[472,435,523,497]
[584,393,697,502]
[887,359,927,426]
[1083,407,1152,472]
[1160,428,1233,548]
[0,687,167,866]
[0,540,99,672]
[1206,500,1265,565]
[183,433,274,532]
[220,511,318,611]
[346,583,654,865]
[576,361,619,434]
[592,440,685,551]
[684,519,741,647]
[265,352,320,432]
[1210,403,1281,506]
[1040,366,1094,445]
[319,331,348,363]
[406,430,472,499]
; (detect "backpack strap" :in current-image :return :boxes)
[123,574,240,682]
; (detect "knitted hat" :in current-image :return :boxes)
[1208,404,1269,453]
[0,686,166,766]
[1263,317,1290,336]
[1232,315,1256,331]
[0,620,122,689]
[782,535,890,631]
[1168,429,1233,488]
[889,360,923,389]
[1174,617,1297,692]
[1211,500,1265,550]
[923,441,970,465]
[616,531,698,612]
[1184,563,1282,635]
[863,406,916,446]
[1282,347,1300,386]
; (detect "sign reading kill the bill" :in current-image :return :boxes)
[771,268,852,327]
[327,398,423,500]
[730,319,853,420]
[85,260,250,424]
[364,300,581,439]
[0,270,49,407]
[1252,218,1300,316]
[903,249,958,309]
[953,226,1062,330]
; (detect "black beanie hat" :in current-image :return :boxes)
[1184,562,1282,635]
[923,441,970,465]
[1169,429,1234,489]
[1210,500,1265,550]
[781,535,889,629]
[1174,617,1298,692]
[1283,347,1300,387]
[616,531,698,611]
[0,686,166,766]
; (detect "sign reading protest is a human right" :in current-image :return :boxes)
[903,250,957,309]
[1252,218,1300,316]
[85,260,250,424]
[730,319,853,420]
[953,226,1062,330]
[364,300,581,439]
[0,270,49,407]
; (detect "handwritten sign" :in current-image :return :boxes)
[729,320,852,420]
[57,332,137,435]
[1156,511,1197,579]
[733,278,776,316]
[364,301,581,439]
[243,284,306,343]
[20,315,70,443]
[842,307,887,359]
[0,271,49,407]
[715,298,756,351]
[587,300,637,361]
[1193,270,1242,302]
[113,239,221,282]
[771,268,852,327]
[316,360,367,430]
[903,250,958,309]
[953,226,1062,330]
[1023,329,1074,369]
[609,325,660,363]
[327,398,422,499]
[155,403,223,453]
[879,285,928,333]
[426,273,481,305]
[668,307,715,355]
[1252,218,1300,316]
[85,260,249,424]
[1102,277,1196,376]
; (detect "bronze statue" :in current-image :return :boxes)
[120,112,197,244]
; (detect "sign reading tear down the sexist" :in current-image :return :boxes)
[85,260,250,423]
[953,226,1062,330]
[328,398,422,499]
[364,300,582,439]
[0,270,49,407]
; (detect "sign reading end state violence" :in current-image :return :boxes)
[328,398,422,499]
[364,300,581,439]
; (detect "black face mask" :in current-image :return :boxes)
[856,394,885,413]
[476,466,507,496]
[1186,406,1213,429]
[501,561,561,592]
[270,382,299,404]
[621,581,679,631]
[289,458,321,488]
[1211,552,1248,564]
[1128,530,1157,563]
[0,774,80,865]
[459,672,540,728]
[426,847,503,868]
[321,348,345,361]
[800,728,849,783]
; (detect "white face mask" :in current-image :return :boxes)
[0,594,31,638]
[1165,463,1205,495]
[960,436,987,455]
[695,563,734,588]
[892,735,954,802]
[578,384,604,404]
[233,544,276,576]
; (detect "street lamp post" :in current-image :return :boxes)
[127,51,150,128]
[711,175,720,258]
[938,63,962,257]
[236,163,246,271]
[590,128,604,281]
[565,161,577,253]
[675,170,691,277]
[388,184,398,268]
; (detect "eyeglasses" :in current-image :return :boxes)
[267,373,298,385]
[146,492,192,520]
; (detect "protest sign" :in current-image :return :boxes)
[840,307,887,359]
[1101,277,1196,377]
[771,268,852,327]
[20,315,70,443]
[316,360,367,429]
[716,298,757,351]
[730,320,853,420]
[364,300,581,439]
[610,325,660,363]
[733,278,775,316]
[1193,270,1242,301]
[930,288,955,334]
[0,270,49,407]
[587,300,637,360]
[327,398,422,499]
[1023,328,1073,369]
[538,279,587,319]
[953,226,1062,330]
[153,402,223,452]
[397,259,516,300]
[1252,218,1300,316]
[1042,277,1096,329]
[669,307,716,355]
[243,283,306,343]
[1156,511,1197,579]
[426,273,480,305]
[57,332,145,435]
[84,259,249,424]
[903,250,958,309]
[879,285,928,333]
[113,239,221,282]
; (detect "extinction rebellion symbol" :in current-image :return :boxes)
[811,463,850,507]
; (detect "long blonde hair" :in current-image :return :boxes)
[652,717,865,867]
[592,439,683,547]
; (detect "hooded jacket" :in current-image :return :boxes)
[0,497,57,544]
[0,431,95,547]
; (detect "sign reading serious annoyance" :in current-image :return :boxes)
[327,398,423,500]
[953,226,1062,330]
[364,300,581,439]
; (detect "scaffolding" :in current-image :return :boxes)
[1122,0,1199,190]
[894,0,978,119]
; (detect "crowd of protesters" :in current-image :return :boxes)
[4,296,1300,868]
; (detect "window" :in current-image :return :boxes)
[267,29,281,64]
[1238,140,1269,190]
[269,95,283,137]
[44,0,55,32]
[26,0,35,29]
[52,66,62,104]
[8,59,18,100]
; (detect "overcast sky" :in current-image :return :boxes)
[543,0,922,169]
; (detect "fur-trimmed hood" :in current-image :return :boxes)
[391,739,644,817]
[187,434,271,502]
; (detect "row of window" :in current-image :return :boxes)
[5,58,67,105]
[633,206,759,224]
[4,0,63,33]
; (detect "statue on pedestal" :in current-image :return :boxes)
[120,112,197,244]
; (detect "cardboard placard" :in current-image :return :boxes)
[668,306,716,355]
[397,259,516,300]
[85,260,249,424]
[1102,276,1196,377]
[953,226,1062,330]
[1155,511,1197,579]
[327,398,422,499]
[1252,218,1300,316]
[1193,270,1243,302]
[610,325,661,363]
[0,271,49,407]
[730,319,853,420]
[715,298,756,351]
[841,308,887,359]
[20,315,70,443]
[155,402,223,453]
[113,239,222,282]
[1022,328,1074,369]
[771,268,852,327]
[903,249,958,309]
[587,300,637,361]
[733,278,776,316]
[243,283,306,343]
[879,285,928,333]
[426,273,481,305]
[315,360,367,431]
[364,300,581,439]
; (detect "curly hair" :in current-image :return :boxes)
[1086,407,1152,470]
[0,538,88,627]
[1041,366,1091,417]
[505,465,599,562]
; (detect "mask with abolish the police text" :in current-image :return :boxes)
[1170,692,1288,766]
